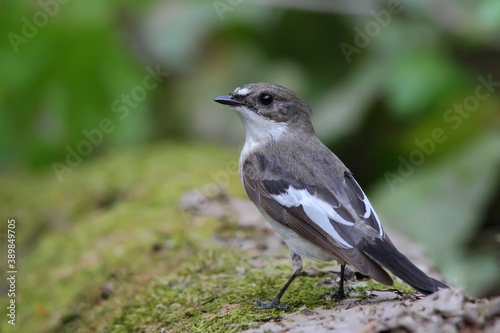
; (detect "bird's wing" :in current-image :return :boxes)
[242,158,393,285]
[342,171,385,238]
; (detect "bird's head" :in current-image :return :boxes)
[214,83,314,142]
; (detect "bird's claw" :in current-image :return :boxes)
[325,287,354,299]
[253,299,292,311]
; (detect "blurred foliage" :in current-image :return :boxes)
[1,0,499,310]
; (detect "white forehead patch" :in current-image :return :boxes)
[234,87,250,96]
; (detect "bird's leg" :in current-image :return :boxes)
[254,253,302,311]
[325,263,353,299]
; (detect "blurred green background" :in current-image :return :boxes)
[1,0,500,326]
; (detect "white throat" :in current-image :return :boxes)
[234,105,288,170]
[236,106,287,145]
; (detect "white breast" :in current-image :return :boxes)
[236,105,288,178]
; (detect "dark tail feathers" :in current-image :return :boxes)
[360,238,449,295]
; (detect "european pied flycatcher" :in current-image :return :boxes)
[214,83,448,310]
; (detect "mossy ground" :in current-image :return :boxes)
[0,142,415,333]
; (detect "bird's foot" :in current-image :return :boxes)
[253,299,292,311]
[325,287,354,300]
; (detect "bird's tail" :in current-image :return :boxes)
[360,238,449,295]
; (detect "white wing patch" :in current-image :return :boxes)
[351,178,384,237]
[272,187,354,248]
[362,196,384,236]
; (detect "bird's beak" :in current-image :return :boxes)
[213,95,245,106]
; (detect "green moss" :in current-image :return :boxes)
[0,141,416,333]
[353,279,415,295]
[0,142,241,332]
[101,249,339,333]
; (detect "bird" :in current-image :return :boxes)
[213,83,449,310]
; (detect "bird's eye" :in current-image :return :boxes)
[259,94,273,106]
